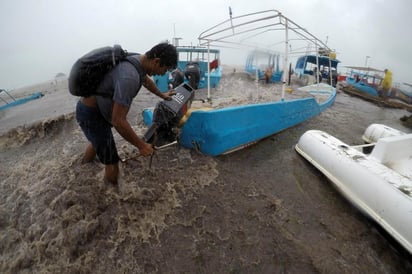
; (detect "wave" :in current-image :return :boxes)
[0,106,219,273]
[0,113,75,150]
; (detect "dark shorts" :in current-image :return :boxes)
[76,100,119,165]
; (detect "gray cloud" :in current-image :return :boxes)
[0,0,410,89]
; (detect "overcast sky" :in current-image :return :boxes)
[1,0,411,90]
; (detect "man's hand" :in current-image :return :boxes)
[138,142,154,156]
[162,90,176,101]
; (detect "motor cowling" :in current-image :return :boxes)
[168,68,184,89]
[143,83,195,146]
[184,62,201,90]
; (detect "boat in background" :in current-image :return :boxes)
[244,49,283,83]
[343,66,385,97]
[361,123,406,142]
[0,89,43,111]
[391,82,412,105]
[143,9,337,156]
[153,46,222,92]
[341,67,412,111]
[295,124,412,255]
[293,53,340,87]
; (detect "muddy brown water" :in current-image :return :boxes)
[1,71,412,273]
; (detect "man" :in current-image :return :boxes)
[76,42,177,184]
[379,68,393,100]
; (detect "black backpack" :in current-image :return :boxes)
[68,45,142,97]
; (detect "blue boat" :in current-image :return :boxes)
[178,85,336,156]
[344,66,385,97]
[341,67,412,111]
[153,46,222,92]
[294,53,340,87]
[0,90,43,111]
[244,50,283,83]
[143,10,337,156]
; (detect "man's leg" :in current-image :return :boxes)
[382,88,388,100]
[105,163,119,184]
[81,143,96,163]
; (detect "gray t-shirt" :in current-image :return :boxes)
[96,55,145,124]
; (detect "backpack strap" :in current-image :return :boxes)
[125,55,146,92]
[126,56,145,79]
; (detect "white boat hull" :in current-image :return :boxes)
[362,123,406,144]
[295,129,412,254]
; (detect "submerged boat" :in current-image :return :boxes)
[143,9,337,156]
[244,49,283,83]
[153,46,222,92]
[295,124,412,254]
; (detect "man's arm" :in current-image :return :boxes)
[142,75,175,100]
[111,101,153,156]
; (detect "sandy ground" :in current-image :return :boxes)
[1,70,412,273]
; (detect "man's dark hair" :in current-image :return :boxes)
[146,43,178,69]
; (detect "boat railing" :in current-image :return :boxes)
[0,89,16,106]
[0,90,44,111]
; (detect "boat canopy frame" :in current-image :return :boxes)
[197,9,335,99]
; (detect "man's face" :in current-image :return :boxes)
[151,58,173,76]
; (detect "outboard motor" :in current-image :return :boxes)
[168,68,184,89]
[143,83,195,147]
[184,62,201,90]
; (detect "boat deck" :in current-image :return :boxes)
[191,66,334,110]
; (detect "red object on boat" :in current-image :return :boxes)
[337,75,346,82]
[209,59,218,70]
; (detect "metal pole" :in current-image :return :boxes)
[120,141,178,163]
[329,55,333,85]
[0,96,8,104]
[315,42,319,84]
[255,62,259,94]
[364,56,370,67]
[229,6,234,34]
[207,40,211,101]
[1,89,16,101]
[281,18,288,101]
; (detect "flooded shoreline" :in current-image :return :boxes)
[1,70,412,273]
